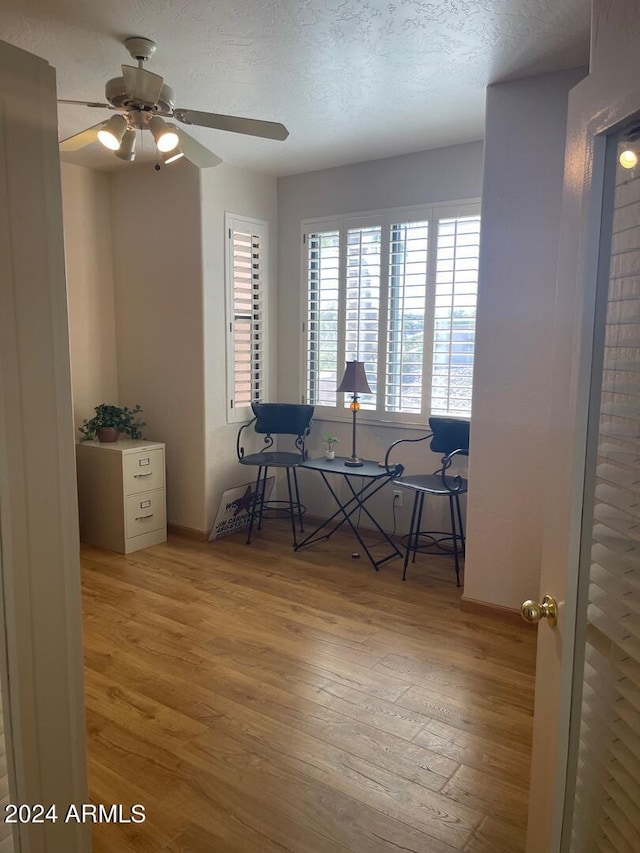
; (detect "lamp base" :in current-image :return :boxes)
[344,456,364,467]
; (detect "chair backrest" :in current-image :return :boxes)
[251,403,314,438]
[428,416,470,457]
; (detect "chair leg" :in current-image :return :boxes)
[455,494,465,556]
[246,466,263,545]
[402,492,424,581]
[285,466,298,547]
[448,494,461,587]
[257,466,270,531]
[413,492,425,564]
[403,492,420,581]
[292,467,304,532]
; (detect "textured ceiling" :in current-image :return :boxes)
[0,0,590,176]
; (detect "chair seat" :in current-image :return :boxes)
[394,473,468,496]
[240,451,305,468]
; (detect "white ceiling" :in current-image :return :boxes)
[1,0,590,176]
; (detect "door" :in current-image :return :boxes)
[526,13,640,852]
[0,38,89,853]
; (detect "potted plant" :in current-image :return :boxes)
[78,403,146,443]
[323,435,339,460]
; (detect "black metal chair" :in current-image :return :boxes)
[384,416,470,585]
[236,403,314,546]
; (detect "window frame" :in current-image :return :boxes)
[300,199,480,427]
[225,212,269,424]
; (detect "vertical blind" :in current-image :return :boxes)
[570,159,640,852]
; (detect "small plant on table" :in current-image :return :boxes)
[323,435,339,460]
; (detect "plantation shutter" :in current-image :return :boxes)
[306,230,340,407]
[304,202,480,419]
[226,216,267,420]
[431,214,481,416]
[569,159,640,851]
[386,220,429,413]
[344,225,381,409]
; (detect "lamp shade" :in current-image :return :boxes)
[161,145,185,165]
[115,127,137,161]
[337,361,372,395]
[97,114,128,151]
[148,116,179,153]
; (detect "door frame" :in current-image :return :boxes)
[527,28,640,853]
[0,39,89,853]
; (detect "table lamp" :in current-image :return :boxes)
[337,360,372,467]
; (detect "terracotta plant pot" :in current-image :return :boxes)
[96,427,120,442]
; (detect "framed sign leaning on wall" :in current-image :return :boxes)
[209,477,275,540]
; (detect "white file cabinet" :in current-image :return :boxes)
[76,439,167,554]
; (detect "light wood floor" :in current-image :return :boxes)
[0,702,13,852]
[81,522,537,853]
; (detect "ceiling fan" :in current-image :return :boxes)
[59,36,289,169]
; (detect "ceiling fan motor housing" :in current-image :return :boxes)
[104,77,175,113]
[124,37,157,63]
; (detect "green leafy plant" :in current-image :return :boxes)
[323,435,339,450]
[79,403,146,442]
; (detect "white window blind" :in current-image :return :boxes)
[569,160,640,851]
[386,220,429,414]
[346,226,381,410]
[432,215,481,415]
[307,230,339,407]
[225,215,267,422]
[304,202,480,421]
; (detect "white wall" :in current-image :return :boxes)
[61,164,118,431]
[63,158,277,535]
[276,142,483,533]
[109,160,207,531]
[200,164,278,529]
[463,66,588,611]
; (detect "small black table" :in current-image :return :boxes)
[295,456,403,570]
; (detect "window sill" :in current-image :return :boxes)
[312,412,471,431]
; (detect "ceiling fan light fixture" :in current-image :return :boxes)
[59,38,288,169]
[115,127,137,162]
[149,116,179,152]
[97,114,128,150]
[162,146,184,165]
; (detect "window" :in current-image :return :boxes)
[303,202,480,422]
[225,214,268,422]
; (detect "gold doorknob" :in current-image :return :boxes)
[521,594,558,627]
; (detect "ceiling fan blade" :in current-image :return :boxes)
[122,65,164,105]
[59,122,107,152]
[173,108,289,141]
[58,99,113,109]
[176,128,222,169]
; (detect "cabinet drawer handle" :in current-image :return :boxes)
[135,513,154,521]
[134,472,153,478]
